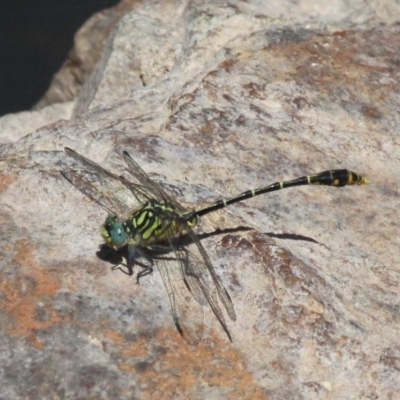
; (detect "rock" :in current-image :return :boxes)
[0,0,399,398]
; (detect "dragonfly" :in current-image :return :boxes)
[62,147,368,343]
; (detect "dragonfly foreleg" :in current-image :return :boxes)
[129,246,155,284]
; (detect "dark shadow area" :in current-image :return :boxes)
[96,226,252,275]
[263,232,320,244]
[96,226,248,342]
[96,225,323,271]
[96,226,255,271]
[0,0,119,116]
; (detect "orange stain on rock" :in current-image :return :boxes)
[102,325,268,399]
[0,174,15,194]
[0,239,64,348]
[141,329,267,399]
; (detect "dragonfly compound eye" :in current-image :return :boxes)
[101,214,127,248]
[109,223,127,248]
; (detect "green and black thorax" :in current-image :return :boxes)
[101,199,199,249]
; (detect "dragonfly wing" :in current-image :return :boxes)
[149,193,235,340]
[181,235,234,341]
[122,151,171,203]
[122,151,195,220]
[163,226,234,340]
[185,227,236,323]
[172,247,209,307]
[155,255,205,345]
[63,148,148,216]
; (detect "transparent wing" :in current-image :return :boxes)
[63,147,153,216]
[122,152,199,220]
[152,253,205,345]
[185,228,236,323]
[122,151,171,203]
[121,151,238,338]
[176,233,235,341]
[172,247,209,307]
[162,220,236,341]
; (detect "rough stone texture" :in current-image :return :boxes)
[0,102,75,144]
[0,0,399,399]
[33,0,141,111]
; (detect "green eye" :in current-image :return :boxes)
[109,222,127,247]
[102,214,127,248]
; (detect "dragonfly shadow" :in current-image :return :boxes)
[95,225,323,341]
[96,225,254,271]
[96,242,127,265]
[264,232,321,244]
[177,225,254,248]
[96,225,322,271]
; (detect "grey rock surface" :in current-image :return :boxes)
[0,0,399,398]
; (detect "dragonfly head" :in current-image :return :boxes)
[101,214,127,249]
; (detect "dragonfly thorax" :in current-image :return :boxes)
[100,201,198,250]
[116,200,197,248]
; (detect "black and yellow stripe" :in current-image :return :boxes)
[64,145,368,251]
[193,169,368,218]
[127,200,184,245]
[126,169,368,244]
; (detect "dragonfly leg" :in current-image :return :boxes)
[130,247,155,284]
[112,263,133,275]
[136,265,154,284]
